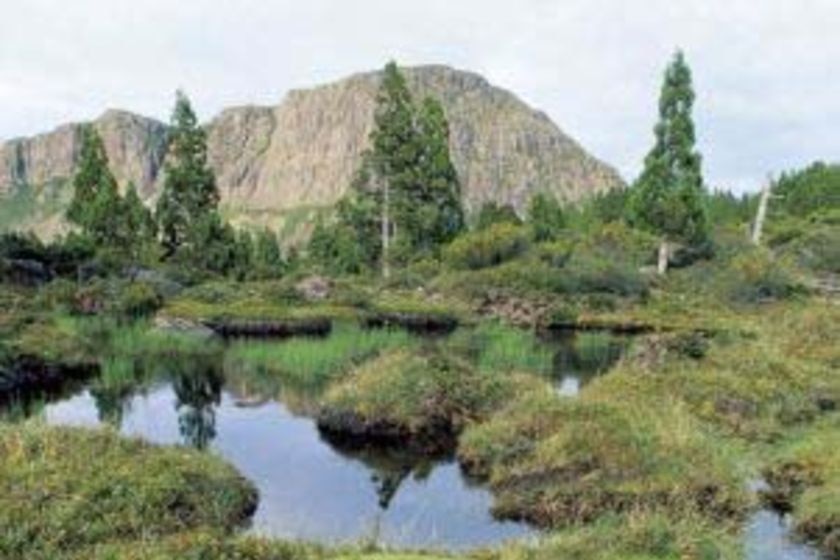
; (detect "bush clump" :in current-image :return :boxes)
[443,223,529,270]
[723,249,801,304]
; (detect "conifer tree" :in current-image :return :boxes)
[156,91,219,256]
[122,182,157,245]
[629,51,708,273]
[67,125,122,245]
[413,97,464,250]
[368,61,419,277]
[337,61,465,274]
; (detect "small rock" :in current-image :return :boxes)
[296,275,332,301]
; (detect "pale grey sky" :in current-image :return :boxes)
[1,0,838,192]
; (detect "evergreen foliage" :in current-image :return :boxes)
[156,91,220,257]
[629,51,708,246]
[67,126,123,246]
[411,97,465,250]
[121,182,158,260]
[772,162,840,218]
[316,61,465,272]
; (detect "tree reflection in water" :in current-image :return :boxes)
[172,357,224,450]
[320,432,442,510]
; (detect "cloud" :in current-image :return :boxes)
[1,0,838,193]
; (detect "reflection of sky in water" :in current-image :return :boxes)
[45,385,533,549]
[555,376,580,397]
[745,510,818,560]
[548,331,629,396]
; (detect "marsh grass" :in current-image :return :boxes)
[225,323,416,388]
[448,322,555,376]
[588,302,840,440]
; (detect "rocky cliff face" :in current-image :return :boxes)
[0,65,624,235]
[0,110,168,198]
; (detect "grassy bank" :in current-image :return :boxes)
[0,423,257,560]
[762,413,840,557]
[459,387,749,527]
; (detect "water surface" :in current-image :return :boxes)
[0,325,641,550]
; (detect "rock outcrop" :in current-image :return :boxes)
[0,110,168,198]
[0,65,624,235]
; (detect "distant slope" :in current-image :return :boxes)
[0,65,624,237]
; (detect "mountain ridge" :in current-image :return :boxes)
[0,64,625,237]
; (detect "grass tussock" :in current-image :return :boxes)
[0,423,257,560]
[318,349,548,447]
[459,389,748,528]
[587,302,840,441]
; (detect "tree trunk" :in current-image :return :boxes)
[381,176,390,280]
[657,239,670,275]
[752,176,773,246]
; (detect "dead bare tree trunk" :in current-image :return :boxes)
[752,175,773,246]
[657,238,670,275]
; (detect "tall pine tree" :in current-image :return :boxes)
[413,97,464,251]
[67,125,123,246]
[629,51,708,273]
[369,61,419,277]
[156,91,220,256]
[336,61,465,275]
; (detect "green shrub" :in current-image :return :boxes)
[536,240,575,268]
[724,249,801,304]
[553,253,650,297]
[116,282,163,318]
[443,223,529,270]
[474,201,522,230]
[782,225,840,274]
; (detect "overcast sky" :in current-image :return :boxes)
[2,0,838,193]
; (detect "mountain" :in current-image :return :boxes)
[0,65,624,238]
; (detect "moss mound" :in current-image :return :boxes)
[0,424,257,559]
